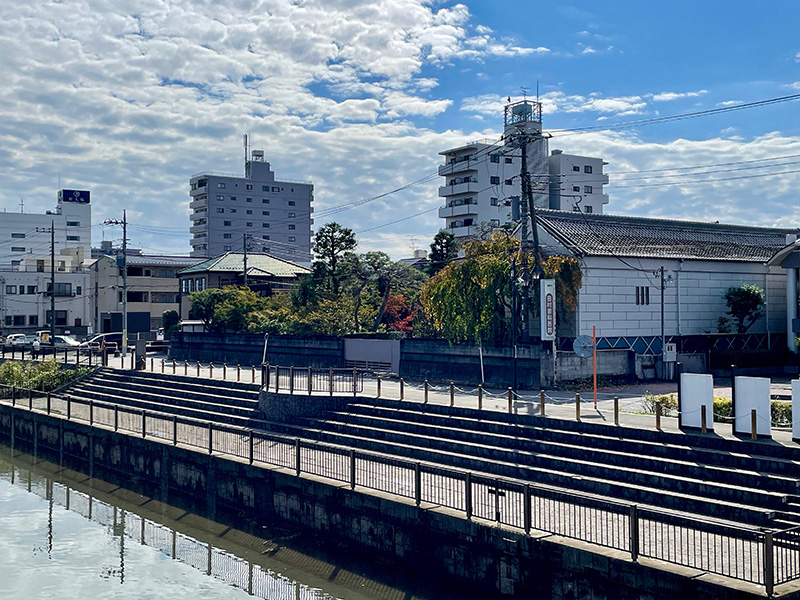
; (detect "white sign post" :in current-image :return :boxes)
[679,373,713,430]
[734,376,771,437]
[540,279,556,342]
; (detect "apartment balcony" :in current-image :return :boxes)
[438,158,478,176]
[189,224,208,234]
[189,198,208,209]
[448,225,476,239]
[438,181,480,197]
[438,204,479,219]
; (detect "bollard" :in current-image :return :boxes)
[701,405,707,434]
[751,409,757,440]
[307,367,312,396]
[508,387,513,414]
[29,387,33,410]
[450,382,455,407]
[424,380,429,404]
[575,392,581,422]
[655,401,662,430]
[328,368,333,396]
[540,390,546,416]
[614,397,619,426]
[478,385,483,410]
[120,354,124,369]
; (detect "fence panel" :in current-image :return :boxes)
[301,442,349,483]
[251,432,295,469]
[356,454,415,499]
[420,465,466,512]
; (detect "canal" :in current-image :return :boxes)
[0,444,452,600]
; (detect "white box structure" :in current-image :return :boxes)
[733,376,771,437]
[791,380,800,441]
[679,373,714,430]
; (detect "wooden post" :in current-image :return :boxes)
[376,376,381,398]
[251,365,255,383]
[478,385,483,410]
[196,361,200,376]
[449,382,455,407]
[161,359,165,373]
[540,390,545,416]
[751,409,757,440]
[209,362,214,378]
[507,387,513,413]
[701,405,707,433]
[655,401,662,430]
[400,378,404,400]
[575,392,581,421]
[150,358,154,371]
[237,365,241,382]
[614,397,619,426]
[424,380,429,404]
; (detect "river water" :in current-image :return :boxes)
[0,444,443,600]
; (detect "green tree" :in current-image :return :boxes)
[722,284,765,334]
[161,309,180,335]
[188,287,267,333]
[188,288,229,332]
[427,230,457,276]
[313,222,357,295]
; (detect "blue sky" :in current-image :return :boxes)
[1,0,799,259]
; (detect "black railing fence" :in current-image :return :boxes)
[0,381,795,594]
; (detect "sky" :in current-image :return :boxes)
[2,0,800,259]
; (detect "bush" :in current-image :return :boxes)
[0,360,90,392]
[712,396,792,427]
[641,392,679,417]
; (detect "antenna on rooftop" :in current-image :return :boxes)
[243,134,249,162]
[19,198,24,214]
[521,86,529,101]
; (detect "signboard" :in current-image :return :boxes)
[58,189,90,204]
[540,279,556,341]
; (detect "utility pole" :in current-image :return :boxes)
[243,234,249,287]
[660,266,666,379]
[104,211,128,356]
[50,220,55,343]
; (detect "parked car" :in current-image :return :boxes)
[51,335,81,348]
[5,333,35,346]
[79,332,123,352]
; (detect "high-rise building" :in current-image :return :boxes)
[188,150,314,264]
[438,99,608,240]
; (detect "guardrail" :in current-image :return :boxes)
[0,381,794,593]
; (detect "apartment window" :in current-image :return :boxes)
[490,176,500,185]
[288,225,295,230]
[223,233,232,239]
[218,183,226,188]
[13,315,25,326]
[262,223,270,228]
[230,208,237,213]
[262,211,269,216]
[246,222,253,227]
[288,236,296,242]
[490,154,500,163]
[230,196,236,201]
[67,235,80,241]
[216,208,224,213]
[584,165,593,174]
[246,197,253,203]
[4,316,10,326]
[181,279,190,293]
[246,210,253,215]
[573,186,580,192]
[584,185,593,194]
[127,291,149,302]
[66,221,80,226]
[11,233,25,238]
[28,315,38,326]
[262,185,269,192]
[262,198,270,204]
[195,278,206,291]
[5,285,16,294]
[585,206,593,213]
[262,235,270,240]
[505,179,513,185]
[216,195,224,201]
[27,286,36,294]
[572,165,580,172]
[288,201,295,206]
[224,221,231,226]
[246,184,253,190]
[635,286,650,306]
[11,247,25,252]
[490,197,498,206]
[288,212,295,218]
[224,245,232,251]
[76,286,82,295]
[272,186,280,192]
[45,310,68,326]
[505,157,513,164]
[152,292,178,303]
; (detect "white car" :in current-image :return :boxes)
[51,335,81,347]
[5,333,34,346]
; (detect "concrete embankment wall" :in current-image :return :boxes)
[0,403,781,600]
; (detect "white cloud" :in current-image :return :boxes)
[652,90,708,102]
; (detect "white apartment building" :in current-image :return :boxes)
[189,150,314,264]
[0,189,91,267]
[438,100,608,239]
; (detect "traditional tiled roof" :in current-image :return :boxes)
[125,255,204,268]
[536,209,796,263]
[177,252,310,277]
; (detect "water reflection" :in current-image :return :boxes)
[0,445,429,600]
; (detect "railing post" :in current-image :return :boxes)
[629,505,639,561]
[237,364,241,382]
[614,396,619,426]
[377,375,381,398]
[350,449,356,490]
[208,423,213,454]
[161,359,165,373]
[655,401,662,430]
[575,392,581,422]
[414,462,421,506]
[701,405,707,433]
[150,357,154,372]
[46,392,51,415]
[89,400,93,425]
[141,410,146,438]
[248,430,254,465]
[751,409,758,440]
[524,485,531,533]
[172,415,177,445]
[507,387,513,413]
[12,386,16,406]
[308,367,312,395]
[29,387,33,410]
[289,366,294,395]
[275,366,280,393]
[450,382,455,407]
[209,362,214,378]
[251,365,255,383]
[478,385,483,410]
[400,378,404,401]
[328,368,333,396]
[222,363,226,380]
[465,472,473,520]
[764,531,775,597]
[66,396,71,420]
[424,380,429,404]
[196,361,200,377]
[352,368,357,397]
[540,390,545,416]
[114,406,118,431]
[295,438,301,476]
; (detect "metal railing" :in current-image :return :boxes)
[264,365,364,395]
[0,381,793,593]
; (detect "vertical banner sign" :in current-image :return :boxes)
[540,279,556,341]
